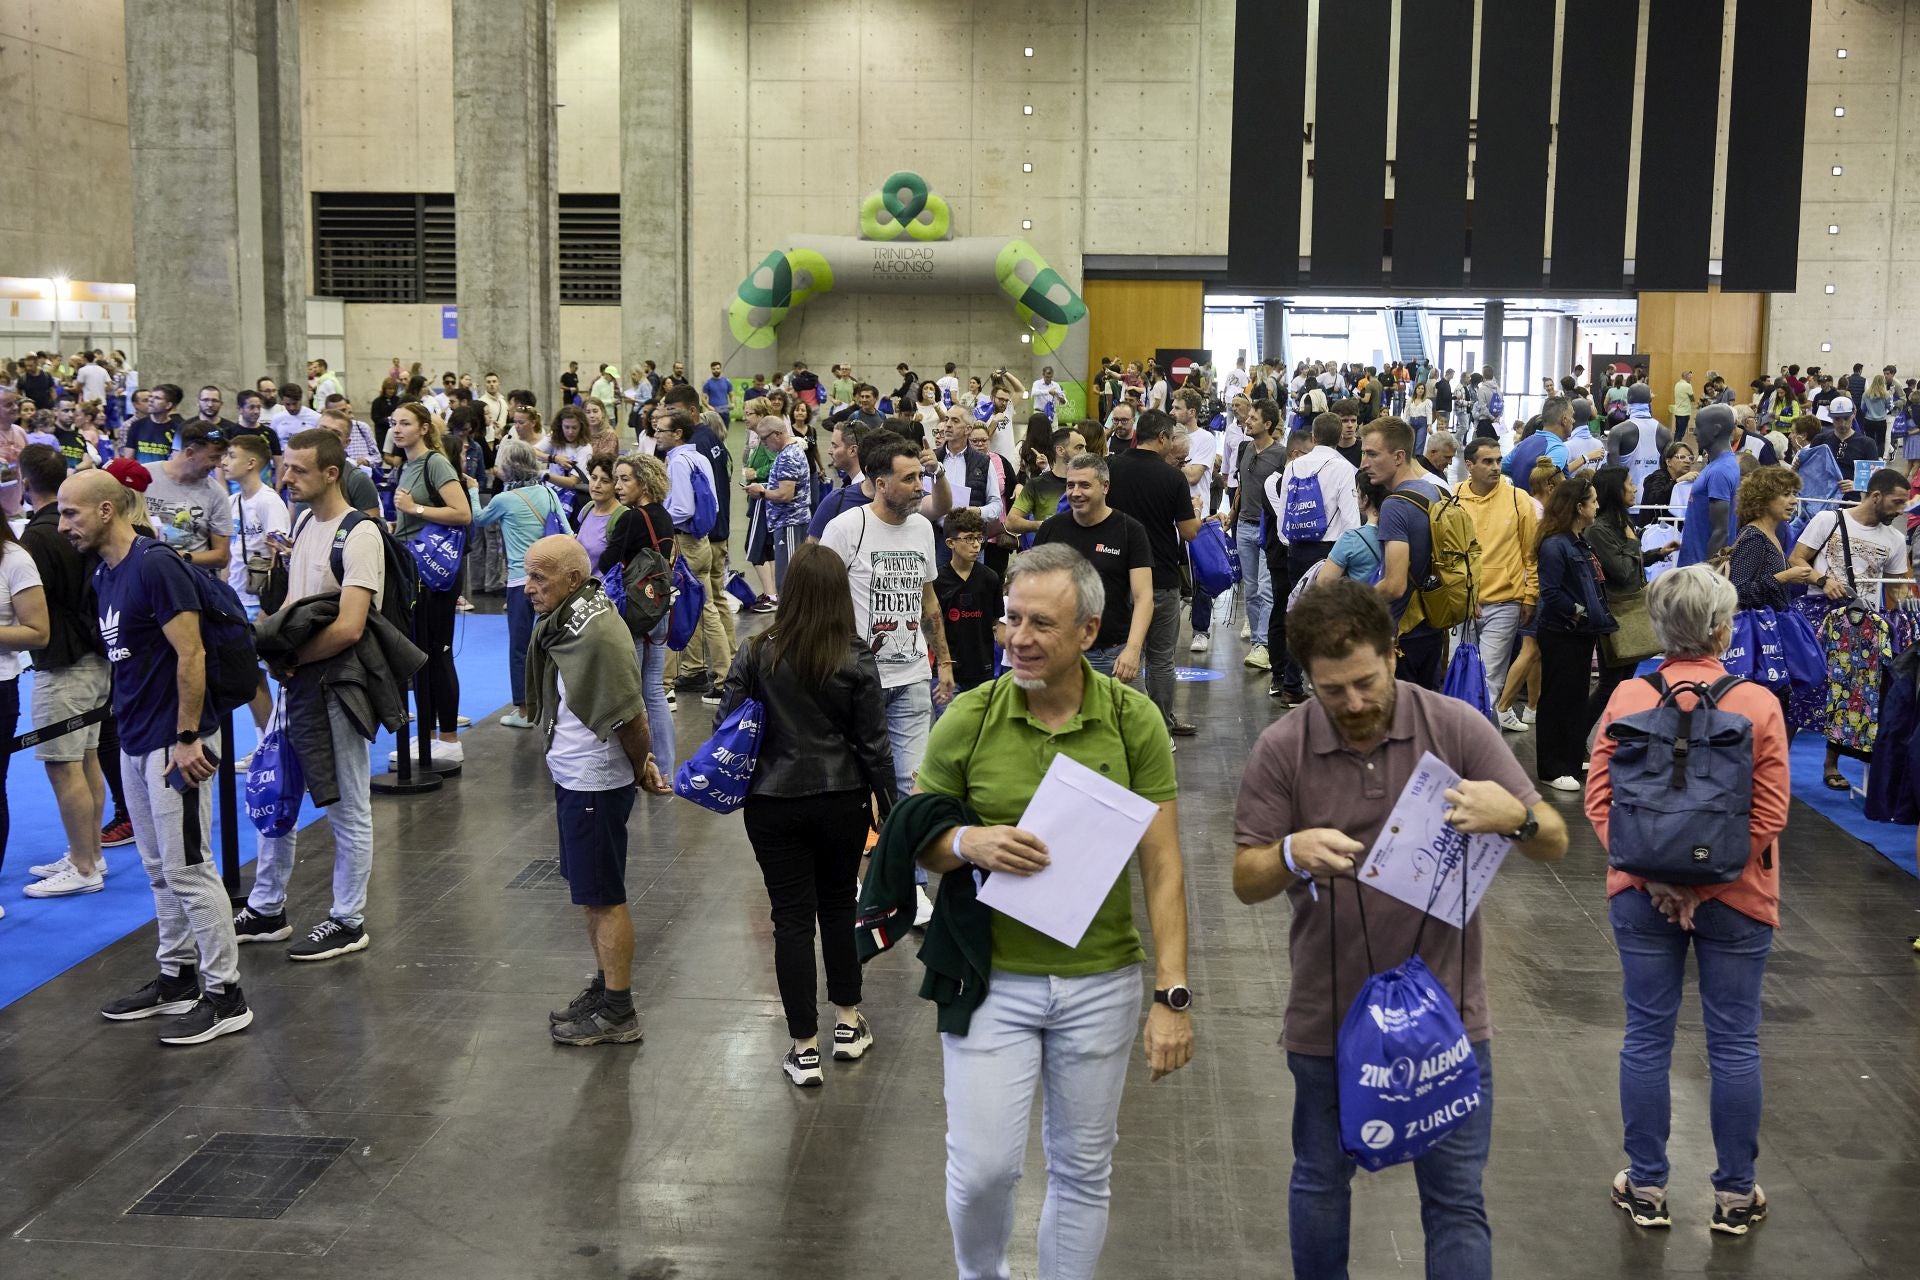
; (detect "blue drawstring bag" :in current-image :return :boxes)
[1190,521,1239,597]
[674,685,764,814]
[244,699,304,838]
[1739,607,1791,691]
[725,571,760,610]
[1776,606,1825,694]
[1442,631,1495,724]
[667,555,704,651]
[407,523,466,593]
[1333,879,1482,1171]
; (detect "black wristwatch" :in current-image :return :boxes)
[176,729,202,746]
[1153,985,1193,1012]
[1506,814,1539,843]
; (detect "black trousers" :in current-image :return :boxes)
[1266,540,1332,693]
[1536,630,1599,779]
[416,587,461,732]
[742,789,870,1040]
[1395,627,1447,691]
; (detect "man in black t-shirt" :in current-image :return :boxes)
[18,354,57,410]
[559,361,580,405]
[1811,396,1880,493]
[1103,410,1204,734]
[1038,453,1154,688]
[932,509,1001,692]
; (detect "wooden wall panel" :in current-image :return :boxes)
[1086,280,1205,368]
[1635,288,1767,407]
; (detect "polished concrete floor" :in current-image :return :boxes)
[3,627,1918,1279]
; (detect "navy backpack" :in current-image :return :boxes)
[1603,674,1760,885]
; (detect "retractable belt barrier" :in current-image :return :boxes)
[9,704,110,754]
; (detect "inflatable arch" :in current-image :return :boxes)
[720,172,1090,415]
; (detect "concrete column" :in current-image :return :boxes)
[1263,300,1287,368]
[621,0,691,371]
[125,0,298,391]
[254,0,307,380]
[453,0,559,400]
[1482,299,1506,382]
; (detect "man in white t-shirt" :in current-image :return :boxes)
[222,433,290,736]
[309,358,343,407]
[1221,355,1250,404]
[1031,366,1064,418]
[935,362,961,407]
[232,427,387,963]
[819,435,954,921]
[74,352,110,405]
[267,384,319,449]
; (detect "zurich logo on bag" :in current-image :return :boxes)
[244,700,304,838]
[674,695,764,814]
[1337,954,1482,1171]
[1281,471,1329,542]
[407,523,466,593]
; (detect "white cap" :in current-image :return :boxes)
[1829,395,1855,416]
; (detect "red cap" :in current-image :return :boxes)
[103,458,152,492]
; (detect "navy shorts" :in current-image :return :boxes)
[554,784,635,907]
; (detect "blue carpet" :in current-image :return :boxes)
[0,612,514,1009]
[1787,734,1918,878]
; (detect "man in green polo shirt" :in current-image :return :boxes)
[913,540,1192,1280]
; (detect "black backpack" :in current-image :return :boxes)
[128,541,260,716]
[292,508,419,634]
[610,506,673,639]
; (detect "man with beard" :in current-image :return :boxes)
[1231,576,1566,1279]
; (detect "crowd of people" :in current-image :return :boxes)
[0,340,1913,1277]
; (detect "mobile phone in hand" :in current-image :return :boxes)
[166,746,220,792]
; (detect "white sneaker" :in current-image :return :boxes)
[233,752,254,772]
[1498,709,1528,733]
[913,884,934,927]
[1545,774,1583,793]
[23,865,105,897]
[1189,633,1210,654]
[1244,644,1271,671]
[29,853,108,879]
[1521,706,1537,725]
[1238,623,1252,642]
[388,739,465,768]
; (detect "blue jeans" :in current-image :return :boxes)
[639,615,676,777]
[250,698,375,928]
[507,583,534,707]
[942,965,1140,1280]
[883,679,933,886]
[1287,1041,1494,1280]
[1610,888,1773,1193]
[1234,520,1271,640]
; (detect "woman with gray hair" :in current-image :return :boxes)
[472,436,569,727]
[1583,565,1790,1238]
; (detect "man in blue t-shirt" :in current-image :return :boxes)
[1363,416,1449,690]
[1677,404,1742,567]
[807,417,879,541]
[57,469,252,1045]
[1502,396,1573,483]
[701,361,734,419]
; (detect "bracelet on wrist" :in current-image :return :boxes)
[950,825,972,864]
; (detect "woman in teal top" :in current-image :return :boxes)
[473,436,567,727]
[1319,472,1387,585]
[390,400,472,762]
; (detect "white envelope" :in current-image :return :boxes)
[976,753,1160,948]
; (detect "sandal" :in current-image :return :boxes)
[1823,770,1849,791]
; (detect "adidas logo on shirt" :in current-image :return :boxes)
[100,606,130,661]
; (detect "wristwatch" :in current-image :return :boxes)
[1153,985,1193,1012]
[1505,813,1539,843]
[176,729,202,746]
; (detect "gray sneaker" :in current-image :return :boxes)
[550,996,643,1046]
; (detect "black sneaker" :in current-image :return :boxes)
[1711,1186,1767,1236]
[1610,1170,1671,1228]
[1168,720,1198,737]
[550,996,643,1046]
[233,905,292,944]
[158,985,254,1046]
[549,973,605,1024]
[287,917,369,962]
[831,1014,874,1062]
[100,969,201,1021]
[783,1045,823,1086]
[673,671,711,693]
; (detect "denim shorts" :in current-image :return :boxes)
[554,784,635,907]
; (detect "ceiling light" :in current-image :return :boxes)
[1835,106,1847,117]
[1829,224,1841,234]
[1825,283,1837,294]
[1024,47,1034,57]
[1023,105,1034,115]
[1021,219,1033,229]
[1020,334,1032,344]
[1836,47,1848,58]
[1023,162,1033,173]
[1821,342,1833,352]
[1833,164,1845,176]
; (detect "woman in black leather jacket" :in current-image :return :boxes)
[715,543,896,1087]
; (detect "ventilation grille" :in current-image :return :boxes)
[559,194,621,305]
[312,193,455,303]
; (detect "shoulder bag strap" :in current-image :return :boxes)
[1836,506,1858,595]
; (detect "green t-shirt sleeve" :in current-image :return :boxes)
[1115,683,1177,802]
[916,683,995,799]
[1012,486,1039,517]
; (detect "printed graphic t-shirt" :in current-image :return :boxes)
[818,505,938,689]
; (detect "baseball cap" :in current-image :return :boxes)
[1829,395,1855,417]
[103,458,152,492]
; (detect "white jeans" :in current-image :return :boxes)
[1475,600,1525,706]
[942,964,1140,1280]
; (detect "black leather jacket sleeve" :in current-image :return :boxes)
[717,637,898,809]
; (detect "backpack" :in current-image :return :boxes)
[294,508,420,634]
[133,541,259,716]
[685,463,719,538]
[1280,467,1330,542]
[512,486,569,538]
[611,506,674,639]
[1487,389,1505,419]
[1384,485,1480,634]
[1603,673,1761,885]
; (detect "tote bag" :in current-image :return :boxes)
[244,698,304,838]
[674,664,763,814]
